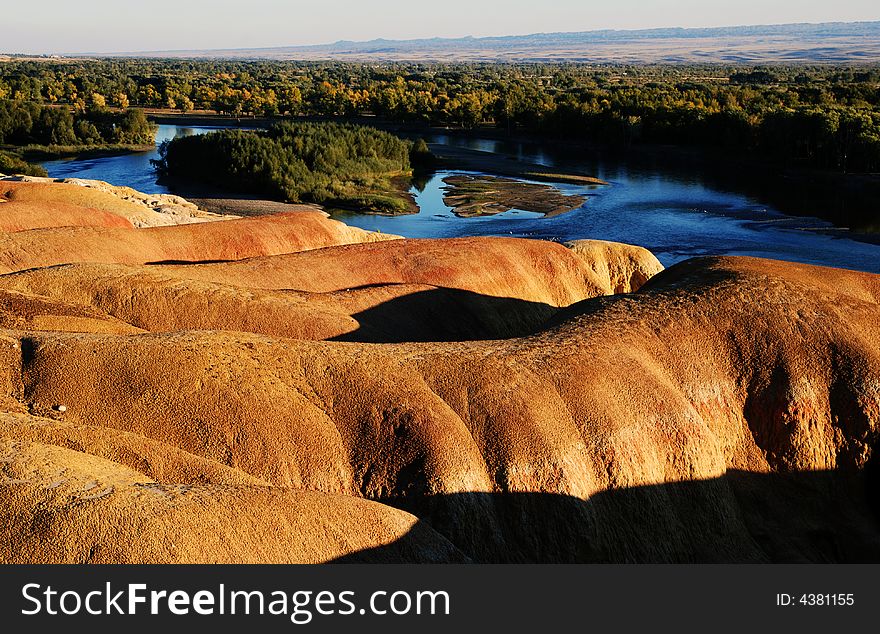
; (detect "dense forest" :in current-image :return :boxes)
[0,97,155,174]
[153,121,418,213]
[0,99,155,147]
[1,58,879,172]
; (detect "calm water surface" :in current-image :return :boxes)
[41,125,239,194]
[42,125,880,274]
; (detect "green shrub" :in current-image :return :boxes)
[0,150,48,177]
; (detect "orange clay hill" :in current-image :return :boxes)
[0,177,879,563]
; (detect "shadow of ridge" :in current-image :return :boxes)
[540,258,743,333]
[633,256,744,294]
[328,286,561,343]
[325,519,472,564]
[145,259,238,265]
[330,468,880,564]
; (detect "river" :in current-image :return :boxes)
[41,124,880,274]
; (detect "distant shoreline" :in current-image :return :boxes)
[22,144,155,162]
[3,143,155,166]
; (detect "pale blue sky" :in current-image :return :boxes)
[2,0,878,54]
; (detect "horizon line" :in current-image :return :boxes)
[3,18,878,58]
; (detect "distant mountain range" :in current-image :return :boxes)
[116,21,880,64]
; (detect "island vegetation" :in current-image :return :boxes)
[153,121,419,213]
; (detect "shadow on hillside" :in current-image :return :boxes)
[331,467,880,563]
[538,258,744,334]
[145,259,235,265]
[329,286,560,343]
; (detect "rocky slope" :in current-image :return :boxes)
[0,179,878,563]
[1,177,230,227]
[0,211,402,273]
[0,237,661,341]
[154,237,662,297]
[0,420,465,564]
[0,199,134,232]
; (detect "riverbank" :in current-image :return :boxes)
[163,181,329,217]
[142,111,879,230]
[145,110,275,128]
[5,143,155,162]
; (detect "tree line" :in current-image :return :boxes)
[0,97,155,175]
[1,59,879,171]
[0,99,155,147]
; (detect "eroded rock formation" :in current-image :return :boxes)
[2,178,228,227]
[0,237,661,341]
[0,180,877,563]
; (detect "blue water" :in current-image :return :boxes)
[41,125,880,274]
[41,125,241,194]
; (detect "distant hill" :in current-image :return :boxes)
[116,21,880,64]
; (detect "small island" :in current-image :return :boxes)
[152,122,421,215]
[442,174,588,217]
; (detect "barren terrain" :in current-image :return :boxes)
[0,176,878,563]
[119,22,880,64]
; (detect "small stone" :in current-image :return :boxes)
[54,404,67,413]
